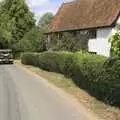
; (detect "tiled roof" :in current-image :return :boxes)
[47,0,120,33]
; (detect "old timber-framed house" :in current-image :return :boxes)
[46,0,120,57]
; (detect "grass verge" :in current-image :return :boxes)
[16,61,120,120]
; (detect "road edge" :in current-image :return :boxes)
[15,62,102,120]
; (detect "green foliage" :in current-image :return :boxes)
[0,1,54,54]
[23,52,120,106]
[38,12,54,31]
[13,12,54,53]
[21,52,39,66]
[21,52,106,82]
[50,31,89,52]
[110,24,120,56]
[0,0,35,51]
[71,52,106,88]
[0,28,10,48]
[17,27,46,52]
[22,52,120,106]
[96,57,120,106]
[21,51,73,73]
[22,52,120,107]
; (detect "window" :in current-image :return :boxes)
[89,30,97,39]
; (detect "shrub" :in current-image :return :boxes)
[96,57,120,106]
[21,51,106,88]
[21,52,105,79]
[50,32,89,52]
[21,52,39,66]
[21,52,120,107]
[70,52,106,90]
[110,24,120,57]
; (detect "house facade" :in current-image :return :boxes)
[88,17,120,57]
[46,0,120,57]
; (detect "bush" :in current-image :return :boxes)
[50,32,89,52]
[21,53,39,66]
[70,52,106,90]
[21,52,105,78]
[110,26,120,57]
[21,52,120,107]
[21,52,105,87]
[95,57,120,106]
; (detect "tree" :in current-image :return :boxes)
[0,28,11,49]
[16,12,54,52]
[0,0,35,51]
[38,12,54,31]
[110,24,120,56]
[18,27,46,52]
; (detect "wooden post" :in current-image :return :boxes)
[46,34,51,50]
[57,33,60,46]
[58,33,60,40]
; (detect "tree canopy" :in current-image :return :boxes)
[38,12,54,31]
[18,12,54,52]
[0,0,35,51]
[0,1,54,54]
[18,26,46,52]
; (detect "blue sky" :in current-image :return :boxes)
[27,0,73,20]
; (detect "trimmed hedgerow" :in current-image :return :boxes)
[21,52,120,107]
[21,52,105,81]
[21,51,105,93]
[95,57,120,106]
[21,53,39,66]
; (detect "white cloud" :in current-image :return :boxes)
[27,0,50,8]
[27,0,75,20]
[27,0,62,21]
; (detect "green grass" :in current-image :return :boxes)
[16,61,120,120]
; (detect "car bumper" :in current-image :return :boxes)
[0,59,13,64]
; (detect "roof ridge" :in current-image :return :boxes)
[48,0,120,33]
[63,0,76,5]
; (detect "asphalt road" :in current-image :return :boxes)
[0,65,96,120]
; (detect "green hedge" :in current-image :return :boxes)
[21,52,120,107]
[21,52,105,81]
[95,57,120,106]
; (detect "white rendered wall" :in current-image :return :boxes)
[118,16,120,23]
[88,38,97,52]
[96,28,112,57]
[88,16,120,57]
[88,28,112,57]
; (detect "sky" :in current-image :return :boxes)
[27,0,73,20]
[0,0,73,21]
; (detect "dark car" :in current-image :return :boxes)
[0,49,13,64]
